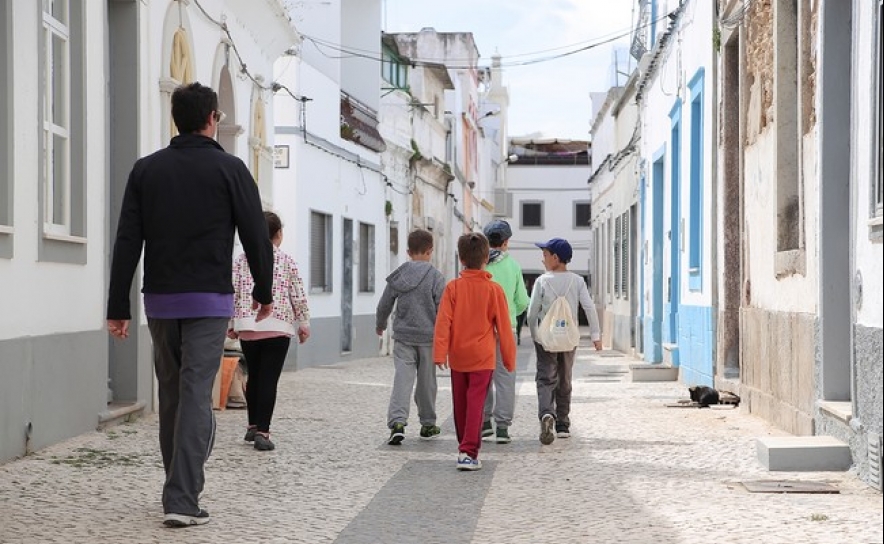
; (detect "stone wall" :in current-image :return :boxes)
[740,306,816,435]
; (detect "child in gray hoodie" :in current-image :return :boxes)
[376,229,446,444]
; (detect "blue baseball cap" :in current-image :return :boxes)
[535,237,572,263]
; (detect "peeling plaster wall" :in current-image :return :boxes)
[739,0,821,435]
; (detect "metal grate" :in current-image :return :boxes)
[868,432,882,491]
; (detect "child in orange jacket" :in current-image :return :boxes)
[433,232,516,471]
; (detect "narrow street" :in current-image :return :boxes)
[1,332,881,544]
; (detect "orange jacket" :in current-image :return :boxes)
[433,269,517,372]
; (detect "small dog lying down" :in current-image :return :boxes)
[688,386,741,407]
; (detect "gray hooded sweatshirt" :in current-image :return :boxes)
[375,260,446,346]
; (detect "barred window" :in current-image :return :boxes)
[574,201,591,228]
[310,211,332,292]
[359,222,375,293]
[521,201,542,228]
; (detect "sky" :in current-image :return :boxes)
[382,0,637,141]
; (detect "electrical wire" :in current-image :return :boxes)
[191,0,273,90]
[301,11,673,71]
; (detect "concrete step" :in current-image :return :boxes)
[756,435,852,472]
[97,401,146,431]
[629,363,678,382]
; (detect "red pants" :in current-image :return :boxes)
[450,369,493,459]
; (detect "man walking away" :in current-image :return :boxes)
[106,82,274,528]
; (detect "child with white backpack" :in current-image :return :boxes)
[527,238,602,445]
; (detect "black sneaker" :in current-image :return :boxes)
[388,423,406,445]
[555,424,570,438]
[163,509,210,528]
[481,420,494,440]
[254,433,275,451]
[495,426,512,444]
[540,414,556,445]
[244,426,257,442]
[419,425,441,440]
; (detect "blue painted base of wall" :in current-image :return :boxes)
[677,304,715,386]
[642,316,662,363]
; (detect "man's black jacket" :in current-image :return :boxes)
[107,133,273,320]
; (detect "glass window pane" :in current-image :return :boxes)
[43,0,67,24]
[52,133,67,224]
[51,33,67,126]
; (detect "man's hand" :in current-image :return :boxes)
[227,328,238,340]
[593,340,603,351]
[252,299,273,322]
[435,361,449,370]
[107,319,130,339]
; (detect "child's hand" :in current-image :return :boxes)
[376,328,384,336]
[226,328,238,340]
[593,340,602,351]
[435,361,448,370]
[505,364,515,373]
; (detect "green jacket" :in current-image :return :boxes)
[486,251,529,329]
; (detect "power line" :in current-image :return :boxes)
[301,11,671,71]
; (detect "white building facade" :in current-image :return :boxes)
[503,138,592,307]
[0,0,297,463]
[634,0,717,386]
[272,0,386,367]
[588,78,641,353]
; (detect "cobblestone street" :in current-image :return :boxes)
[1,335,881,544]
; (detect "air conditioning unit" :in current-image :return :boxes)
[493,188,512,217]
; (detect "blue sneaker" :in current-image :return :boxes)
[456,452,482,471]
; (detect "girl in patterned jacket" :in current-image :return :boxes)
[229,211,310,451]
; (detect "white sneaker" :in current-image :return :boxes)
[456,452,482,471]
[540,414,556,445]
[163,509,210,527]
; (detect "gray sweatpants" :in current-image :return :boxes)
[387,342,437,428]
[534,342,576,425]
[483,331,517,428]
[148,317,227,515]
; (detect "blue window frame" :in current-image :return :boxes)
[688,68,705,291]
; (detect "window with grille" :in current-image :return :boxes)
[621,210,630,300]
[310,211,332,292]
[359,222,375,293]
[574,201,591,228]
[521,201,542,228]
[614,215,621,298]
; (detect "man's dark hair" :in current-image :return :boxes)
[264,211,283,240]
[407,229,434,254]
[171,82,218,134]
[457,232,489,270]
